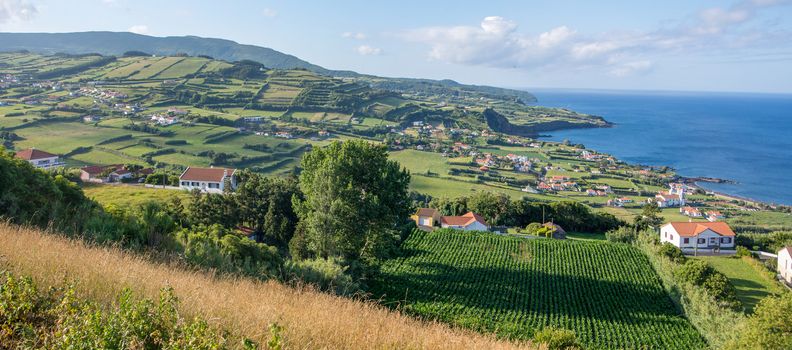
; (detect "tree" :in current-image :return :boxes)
[634,202,663,230]
[235,171,300,249]
[293,140,411,262]
[726,293,792,350]
[467,191,511,226]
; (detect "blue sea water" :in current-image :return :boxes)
[530,89,792,205]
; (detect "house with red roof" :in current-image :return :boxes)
[179,166,237,193]
[15,148,64,169]
[778,246,792,285]
[660,222,736,252]
[705,211,726,222]
[654,191,685,208]
[679,206,702,217]
[80,164,130,183]
[440,212,488,231]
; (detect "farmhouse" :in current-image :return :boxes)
[654,191,685,208]
[15,148,64,169]
[80,164,129,183]
[659,222,735,252]
[179,166,237,193]
[680,206,703,217]
[778,247,792,285]
[440,212,488,231]
[706,211,725,222]
[411,208,442,231]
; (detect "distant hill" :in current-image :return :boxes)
[0,31,535,102]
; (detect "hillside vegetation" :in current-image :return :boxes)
[371,229,706,349]
[0,223,535,350]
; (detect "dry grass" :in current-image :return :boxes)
[0,223,536,350]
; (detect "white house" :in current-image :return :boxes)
[654,191,685,208]
[660,222,736,252]
[15,148,64,169]
[440,212,488,231]
[179,167,237,193]
[778,247,792,285]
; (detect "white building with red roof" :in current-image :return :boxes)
[660,222,736,252]
[440,212,488,231]
[654,191,685,208]
[14,148,64,169]
[179,166,237,193]
[778,247,792,285]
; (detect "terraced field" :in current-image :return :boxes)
[371,230,706,349]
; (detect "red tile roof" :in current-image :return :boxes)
[415,208,439,217]
[15,148,58,160]
[180,167,236,182]
[440,212,487,227]
[665,222,735,237]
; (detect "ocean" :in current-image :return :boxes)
[530,89,792,205]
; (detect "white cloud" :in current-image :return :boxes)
[128,25,149,35]
[400,0,791,76]
[0,0,37,24]
[356,45,382,56]
[342,32,367,40]
[262,8,277,18]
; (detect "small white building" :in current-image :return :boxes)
[179,167,237,193]
[778,247,792,285]
[15,148,64,169]
[660,222,736,252]
[440,212,488,231]
[654,191,685,208]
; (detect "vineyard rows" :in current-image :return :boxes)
[371,230,706,349]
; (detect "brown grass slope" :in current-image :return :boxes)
[0,222,536,349]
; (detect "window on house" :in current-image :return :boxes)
[191,182,199,186]
[683,238,689,244]
[697,238,705,244]
[209,183,219,189]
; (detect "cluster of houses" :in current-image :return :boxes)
[537,175,579,192]
[150,114,180,126]
[606,197,634,207]
[78,87,127,101]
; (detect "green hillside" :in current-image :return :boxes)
[371,229,706,349]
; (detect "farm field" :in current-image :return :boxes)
[371,230,706,349]
[693,256,785,312]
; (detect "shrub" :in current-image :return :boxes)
[532,327,580,350]
[658,243,686,263]
[735,246,751,257]
[282,258,360,296]
[605,226,637,244]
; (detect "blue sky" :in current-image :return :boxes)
[1,0,791,93]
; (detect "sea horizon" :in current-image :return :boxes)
[529,89,792,206]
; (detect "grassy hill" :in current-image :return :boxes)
[0,222,534,349]
[371,229,706,349]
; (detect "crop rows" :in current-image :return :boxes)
[372,230,706,349]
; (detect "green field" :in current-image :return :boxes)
[694,256,785,312]
[82,184,190,208]
[371,230,705,349]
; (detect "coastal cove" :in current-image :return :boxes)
[532,89,792,205]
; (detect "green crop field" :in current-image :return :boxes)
[371,230,706,349]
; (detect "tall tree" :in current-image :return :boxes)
[293,140,411,262]
[235,170,300,248]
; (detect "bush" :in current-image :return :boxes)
[658,243,686,263]
[532,327,580,350]
[605,226,638,244]
[735,246,751,257]
[282,258,361,296]
[674,259,739,309]
[725,293,792,350]
[176,225,283,279]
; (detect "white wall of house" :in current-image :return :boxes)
[442,221,488,231]
[28,156,63,169]
[179,180,225,193]
[779,249,792,285]
[418,216,433,226]
[660,226,734,249]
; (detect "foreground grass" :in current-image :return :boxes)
[0,223,534,349]
[694,256,785,313]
